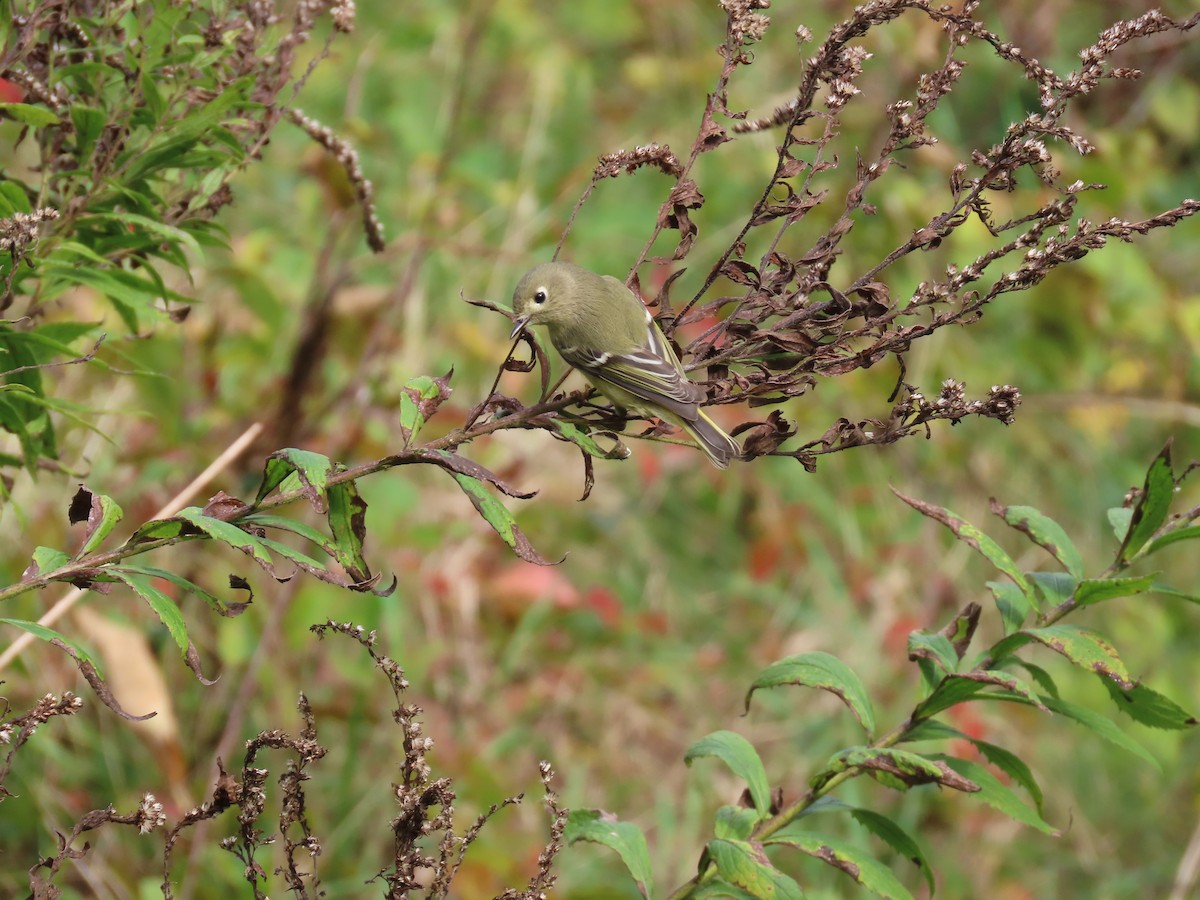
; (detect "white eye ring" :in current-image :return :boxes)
[533,288,547,304]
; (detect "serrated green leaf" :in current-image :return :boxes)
[767,828,913,900]
[108,571,189,656]
[893,491,1033,598]
[799,799,935,895]
[0,102,61,126]
[996,504,1085,578]
[242,513,337,556]
[685,731,772,815]
[1041,694,1160,769]
[0,618,96,665]
[849,809,935,896]
[565,809,654,899]
[176,507,278,573]
[1011,660,1059,698]
[707,839,804,900]
[745,651,875,738]
[1117,442,1175,563]
[1100,679,1198,730]
[449,472,557,565]
[112,564,226,615]
[933,755,1057,834]
[990,624,1133,690]
[817,747,977,793]
[1073,574,1158,607]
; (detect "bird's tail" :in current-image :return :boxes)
[680,408,741,469]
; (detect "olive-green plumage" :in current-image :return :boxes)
[510,262,740,468]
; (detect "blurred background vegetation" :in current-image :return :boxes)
[1,0,1198,897]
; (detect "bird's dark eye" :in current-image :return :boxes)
[533,289,547,305]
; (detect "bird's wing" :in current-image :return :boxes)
[559,318,705,419]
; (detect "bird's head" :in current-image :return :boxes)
[509,262,584,338]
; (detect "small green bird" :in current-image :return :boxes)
[510,262,740,468]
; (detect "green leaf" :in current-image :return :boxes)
[75,490,125,557]
[685,731,772,815]
[0,102,62,126]
[398,372,452,446]
[693,881,761,900]
[714,805,761,841]
[1117,442,1175,563]
[932,756,1057,834]
[89,212,202,255]
[255,449,332,509]
[987,580,1031,634]
[767,828,914,900]
[71,105,106,161]
[327,479,374,585]
[973,740,1045,814]
[1041,695,1160,770]
[548,419,630,459]
[175,508,280,575]
[745,651,875,738]
[706,839,804,900]
[565,810,654,899]
[124,517,193,546]
[849,809,935,897]
[112,564,227,616]
[1012,660,1059,699]
[107,571,189,657]
[0,618,97,665]
[1149,582,1200,604]
[1027,571,1076,608]
[1145,524,1200,555]
[893,491,1033,598]
[0,180,33,215]
[449,472,558,566]
[816,747,978,793]
[799,800,936,895]
[242,513,338,557]
[27,545,71,577]
[994,503,1085,579]
[917,670,1047,718]
[906,632,959,676]
[990,624,1133,690]
[1107,507,1134,543]
[1100,679,1198,730]
[1073,574,1158,607]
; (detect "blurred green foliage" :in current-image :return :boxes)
[1,0,1199,897]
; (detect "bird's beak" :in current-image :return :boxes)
[510,315,531,340]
